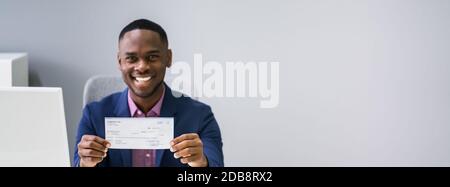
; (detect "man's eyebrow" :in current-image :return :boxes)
[124,50,161,56]
[124,52,137,56]
[145,50,161,54]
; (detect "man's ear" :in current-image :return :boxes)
[117,52,122,68]
[166,49,172,68]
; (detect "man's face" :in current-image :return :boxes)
[118,29,172,98]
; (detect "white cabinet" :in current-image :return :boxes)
[0,53,28,87]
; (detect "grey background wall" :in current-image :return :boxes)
[1,0,450,166]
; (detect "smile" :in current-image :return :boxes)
[134,76,152,82]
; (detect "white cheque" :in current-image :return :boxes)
[105,117,174,149]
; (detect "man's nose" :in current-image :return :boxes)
[135,58,150,71]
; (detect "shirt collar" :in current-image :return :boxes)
[127,85,165,117]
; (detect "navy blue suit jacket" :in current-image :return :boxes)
[73,84,224,167]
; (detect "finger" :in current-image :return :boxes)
[79,148,107,158]
[180,155,198,164]
[174,147,200,159]
[78,140,108,152]
[171,139,201,152]
[82,135,111,147]
[81,156,103,164]
[171,133,199,145]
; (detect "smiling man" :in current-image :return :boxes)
[73,19,224,167]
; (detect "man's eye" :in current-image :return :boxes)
[147,55,159,61]
[125,56,137,62]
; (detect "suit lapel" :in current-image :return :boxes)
[160,83,177,118]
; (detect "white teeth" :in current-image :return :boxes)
[135,76,151,82]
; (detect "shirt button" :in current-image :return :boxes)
[146,153,150,157]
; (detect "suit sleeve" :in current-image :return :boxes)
[73,105,96,167]
[199,105,224,167]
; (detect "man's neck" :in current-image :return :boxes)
[130,84,165,113]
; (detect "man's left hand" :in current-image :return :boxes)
[170,133,208,167]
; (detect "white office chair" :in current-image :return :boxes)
[83,75,126,107]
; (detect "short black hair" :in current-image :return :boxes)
[118,19,168,46]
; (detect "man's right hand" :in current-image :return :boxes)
[77,135,111,167]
